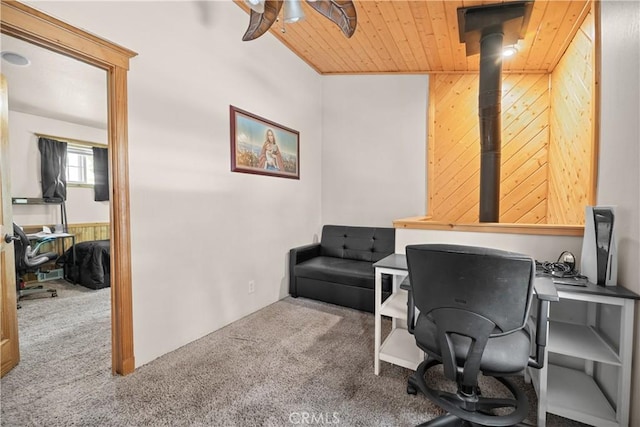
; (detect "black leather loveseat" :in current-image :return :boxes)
[289,225,395,312]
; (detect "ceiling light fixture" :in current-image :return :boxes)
[242,0,357,41]
[1,51,30,66]
[502,46,518,57]
[284,0,305,24]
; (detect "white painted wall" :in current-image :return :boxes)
[8,110,109,226]
[321,75,427,227]
[396,229,582,263]
[598,0,640,302]
[26,1,323,367]
[597,1,640,422]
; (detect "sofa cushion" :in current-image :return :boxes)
[294,256,375,290]
[320,225,395,262]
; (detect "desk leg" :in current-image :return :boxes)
[618,299,633,427]
[71,236,76,284]
[391,274,397,330]
[374,268,381,375]
[536,300,551,427]
[537,350,548,427]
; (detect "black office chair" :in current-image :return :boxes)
[405,244,557,426]
[13,223,59,307]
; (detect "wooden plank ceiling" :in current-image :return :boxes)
[235,0,591,74]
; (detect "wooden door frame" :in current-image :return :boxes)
[0,0,137,375]
[1,74,20,377]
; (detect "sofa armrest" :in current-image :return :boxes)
[290,243,321,265]
[289,243,321,297]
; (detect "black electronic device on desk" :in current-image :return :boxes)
[536,251,588,287]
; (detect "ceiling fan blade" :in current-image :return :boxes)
[242,0,284,41]
[245,0,266,14]
[306,0,357,38]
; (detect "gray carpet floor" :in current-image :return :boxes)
[1,280,585,426]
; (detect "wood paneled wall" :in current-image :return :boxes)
[67,222,110,243]
[429,73,550,223]
[547,11,595,225]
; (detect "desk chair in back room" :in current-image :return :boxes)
[404,244,557,426]
[13,223,59,308]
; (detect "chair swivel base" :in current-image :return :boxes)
[17,285,58,308]
[407,358,529,427]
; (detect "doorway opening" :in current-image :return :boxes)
[0,1,137,376]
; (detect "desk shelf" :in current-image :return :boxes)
[12,197,68,232]
[546,364,617,427]
[374,254,421,375]
[380,289,408,320]
[548,320,620,366]
[530,286,637,427]
[379,328,422,371]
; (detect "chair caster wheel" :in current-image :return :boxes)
[407,384,417,395]
[52,292,58,298]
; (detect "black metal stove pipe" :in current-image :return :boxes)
[478,30,504,223]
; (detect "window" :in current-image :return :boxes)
[66,143,94,185]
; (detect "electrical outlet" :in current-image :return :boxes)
[248,280,255,294]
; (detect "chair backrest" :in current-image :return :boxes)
[406,244,535,336]
[13,223,57,273]
[13,223,31,272]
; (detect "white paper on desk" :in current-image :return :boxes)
[42,226,52,234]
[33,232,51,238]
[26,231,51,239]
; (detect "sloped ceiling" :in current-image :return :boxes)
[235,0,592,74]
[1,1,592,128]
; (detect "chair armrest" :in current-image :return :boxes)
[29,237,56,257]
[402,277,416,334]
[528,277,558,369]
[288,243,321,297]
[533,276,559,302]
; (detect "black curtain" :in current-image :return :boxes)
[93,147,109,201]
[38,137,67,200]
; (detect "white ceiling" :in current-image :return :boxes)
[1,33,108,129]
